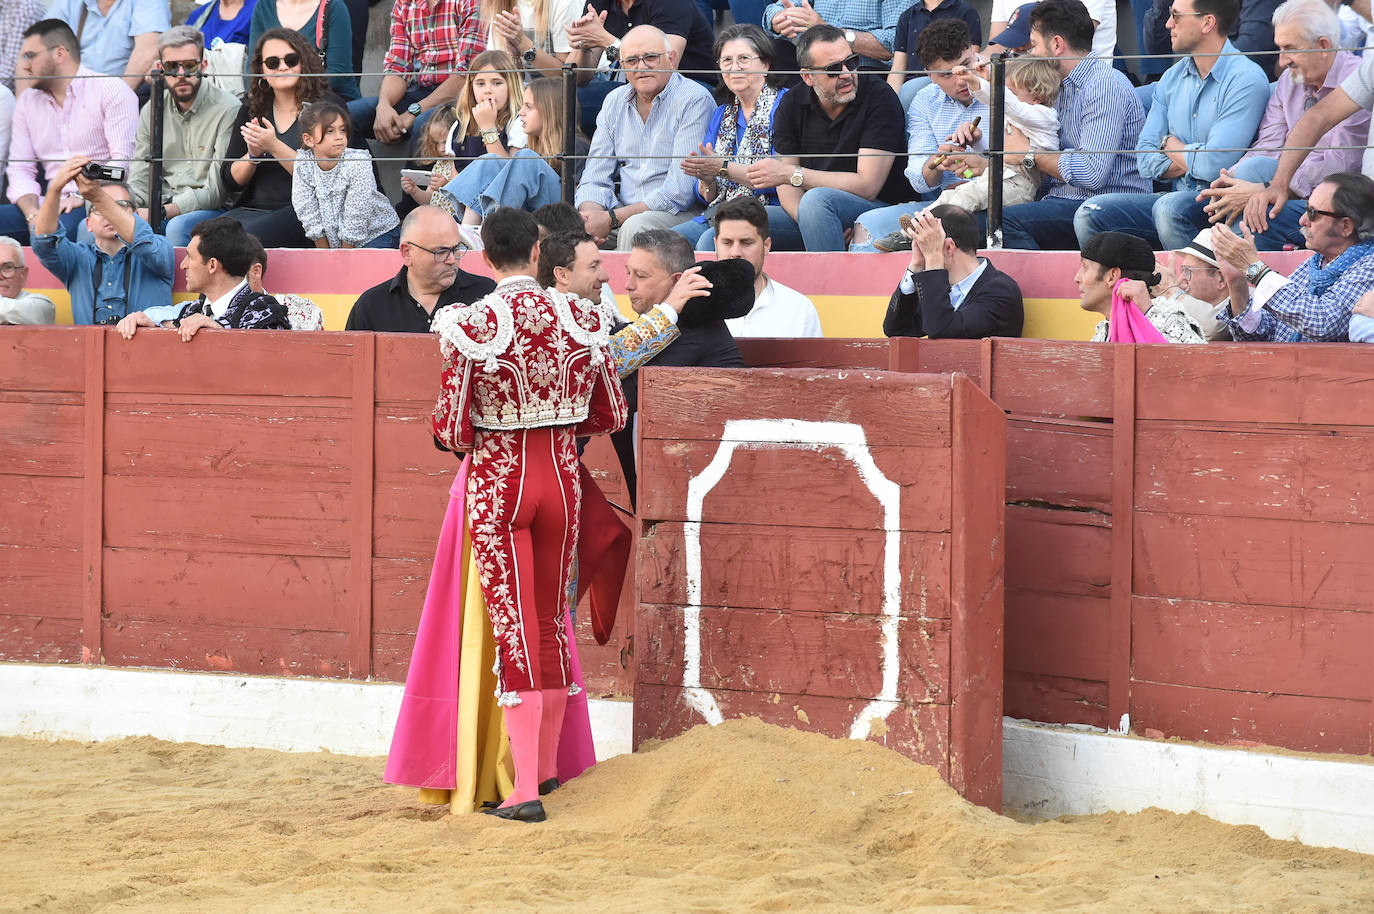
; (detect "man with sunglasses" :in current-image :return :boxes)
[31,155,175,326]
[127,26,241,247]
[1214,173,1374,341]
[346,205,496,332]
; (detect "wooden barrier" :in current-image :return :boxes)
[631,368,1006,810]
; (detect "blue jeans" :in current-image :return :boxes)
[993,195,1088,250]
[348,86,434,144]
[0,204,84,244]
[442,148,563,217]
[364,226,401,248]
[795,187,880,251]
[1153,157,1306,251]
[676,202,806,252]
[1073,192,1165,248]
[849,193,944,252]
[163,208,225,246]
[577,76,621,140]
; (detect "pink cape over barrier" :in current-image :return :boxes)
[383,457,598,791]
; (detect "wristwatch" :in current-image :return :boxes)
[789,166,804,187]
[522,46,538,66]
[406,101,422,117]
[1021,151,1036,169]
[607,207,621,231]
[716,165,730,179]
[844,29,857,44]
[604,41,620,64]
[481,128,502,145]
[1245,260,1271,286]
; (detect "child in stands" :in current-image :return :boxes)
[401,107,458,207]
[292,101,400,248]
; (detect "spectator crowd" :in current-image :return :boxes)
[1,0,1373,344]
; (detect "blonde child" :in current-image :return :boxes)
[936,55,1061,212]
[292,102,401,248]
[402,107,458,206]
[447,49,527,168]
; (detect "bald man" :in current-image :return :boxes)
[346,206,496,332]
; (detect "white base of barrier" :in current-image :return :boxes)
[0,663,633,761]
[4,665,1370,855]
[1003,718,1374,855]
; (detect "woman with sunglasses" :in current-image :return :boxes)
[221,29,355,247]
[674,24,801,252]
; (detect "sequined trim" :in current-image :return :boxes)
[497,691,523,707]
[552,289,612,366]
[432,293,515,373]
[568,683,582,697]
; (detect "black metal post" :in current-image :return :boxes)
[148,70,166,235]
[561,61,577,205]
[987,53,1005,249]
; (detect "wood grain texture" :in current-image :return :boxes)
[1005,507,1110,598]
[1004,589,1110,683]
[102,619,351,678]
[737,337,890,369]
[1006,418,1113,512]
[0,614,83,663]
[0,473,82,548]
[81,330,104,664]
[1132,596,1369,700]
[0,545,81,619]
[372,480,452,559]
[1107,346,1135,727]
[372,333,442,402]
[633,682,952,777]
[638,523,950,618]
[0,326,86,392]
[988,339,1114,418]
[105,330,357,398]
[0,396,84,477]
[1004,671,1109,729]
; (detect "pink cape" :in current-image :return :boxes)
[1107,277,1168,343]
[384,458,597,790]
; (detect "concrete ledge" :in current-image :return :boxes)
[1004,718,1374,855]
[0,664,633,761]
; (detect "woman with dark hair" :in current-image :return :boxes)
[675,24,799,252]
[221,28,336,247]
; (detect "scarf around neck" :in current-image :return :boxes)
[1308,240,1374,296]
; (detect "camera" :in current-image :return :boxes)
[81,162,126,182]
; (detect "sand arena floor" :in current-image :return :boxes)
[3,718,1372,913]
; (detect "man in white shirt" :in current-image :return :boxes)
[0,235,56,324]
[712,195,823,338]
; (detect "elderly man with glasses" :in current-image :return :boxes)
[124,26,241,247]
[1212,173,1374,341]
[31,155,174,326]
[0,236,56,325]
[345,205,497,333]
[574,25,715,251]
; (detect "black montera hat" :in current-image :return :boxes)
[676,258,755,328]
[1081,231,1158,275]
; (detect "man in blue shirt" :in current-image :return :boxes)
[32,155,175,325]
[1073,0,1270,249]
[46,0,169,90]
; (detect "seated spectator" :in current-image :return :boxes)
[32,156,174,326]
[127,26,242,247]
[185,0,256,99]
[1076,231,1206,343]
[712,195,822,337]
[1146,0,1280,79]
[884,205,1023,339]
[346,206,498,332]
[250,0,359,100]
[575,26,715,251]
[243,237,325,330]
[2,20,138,244]
[760,25,907,252]
[1214,174,1374,341]
[887,0,984,111]
[0,236,56,325]
[992,0,1114,61]
[1146,229,1237,341]
[1074,0,1270,250]
[442,50,528,195]
[566,0,715,137]
[675,24,799,252]
[400,107,460,209]
[850,20,988,253]
[435,77,586,224]
[482,0,581,81]
[864,52,1062,253]
[46,0,168,90]
[986,0,1037,54]
[0,85,12,185]
[994,0,1149,251]
[293,102,401,248]
[0,0,47,92]
[222,29,338,248]
[347,0,484,144]
[763,0,905,74]
[119,216,288,340]
[1186,0,1368,251]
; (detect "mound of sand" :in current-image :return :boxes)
[3,718,1371,912]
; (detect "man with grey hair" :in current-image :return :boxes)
[575,25,714,251]
[1181,0,1369,250]
[128,26,241,246]
[1215,172,1374,341]
[0,236,56,325]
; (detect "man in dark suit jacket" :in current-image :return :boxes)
[616,229,749,503]
[883,204,1024,339]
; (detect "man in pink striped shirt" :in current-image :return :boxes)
[1,19,138,243]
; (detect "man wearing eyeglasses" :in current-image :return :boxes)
[1073,0,1270,249]
[0,237,56,325]
[31,155,175,326]
[126,26,241,247]
[346,205,497,332]
[1214,173,1374,341]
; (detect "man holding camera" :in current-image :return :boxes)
[32,155,175,326]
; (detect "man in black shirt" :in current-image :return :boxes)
[749,25,908,251]
[566,0,715,136]
[345,206,496,332]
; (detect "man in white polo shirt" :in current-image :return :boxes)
[711,195,822,338]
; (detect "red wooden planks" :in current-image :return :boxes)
[105,330,356,399]
[1005,418,1113,512]
[737,337,890,369]
[0,327,85,392]
[0,614,82,663]
[1004,671,1108,729]
[1005,590,1110,683]
[102,619,351,678]
[988,338,1114,418]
